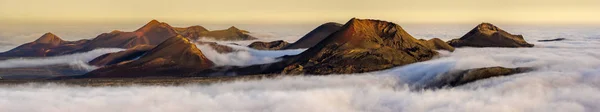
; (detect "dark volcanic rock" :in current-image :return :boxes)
[195,41,235,53]
[427,66,534,88]
[419,38,455,52]
[282,22,343,49]
[0,33,90,58]
[247,40,290,50]
[538,38,566,42]
[88,45,155,66]
[0,65,90,79]
[281,18,438,74]
[197,26,257,40]
[82,35,214,78]
[447,23,534,48]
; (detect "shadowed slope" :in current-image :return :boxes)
[82,35,214,78]
[88,45,155,66]
[282,22,343,49]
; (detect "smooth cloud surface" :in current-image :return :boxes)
[0,48,124,70]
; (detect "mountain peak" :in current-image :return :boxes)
[282,22,343,50]
[83,35,215,77]
[135,19,173,32]
[131,35,214,67]
[227,26,240,31]
[282,18,438,74]
[448,22,534,47]
[477,22,498,31]
[148,19,160,25]
[34,32,64,45]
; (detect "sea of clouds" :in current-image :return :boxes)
[0,24,599,112]
[0,48,124,70]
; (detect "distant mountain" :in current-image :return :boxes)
[174,25,209,40]
[247,40,290,50]
[0,20,258,59]
[447,23,534,47]
[0,33,89,57]
[282,22,343,50]
[33,33,65,46]
[194,26,257,41]
[82,35,214,78]
[419,38,455,52]
[75,20,178,52]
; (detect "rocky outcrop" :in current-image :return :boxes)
[0,33,90,58]
[447,23,534,48]
[279,18,438,74]
[247,40,290,50]
[88,45,155,66]
[82,35,214,78]
[420,38,455,52]
[426,67,534,88]
[282,22,343,49]
[538,38,566,42]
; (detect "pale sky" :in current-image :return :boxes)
[1,0,600,25]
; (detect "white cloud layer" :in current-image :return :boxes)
[0,48,124,70]
[0,25,599,112]
[196,43,305,66]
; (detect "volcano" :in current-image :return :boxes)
[0,33,89,58]
[280,18,438,74]
[447,23,534,48]
[82,35,214,78]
